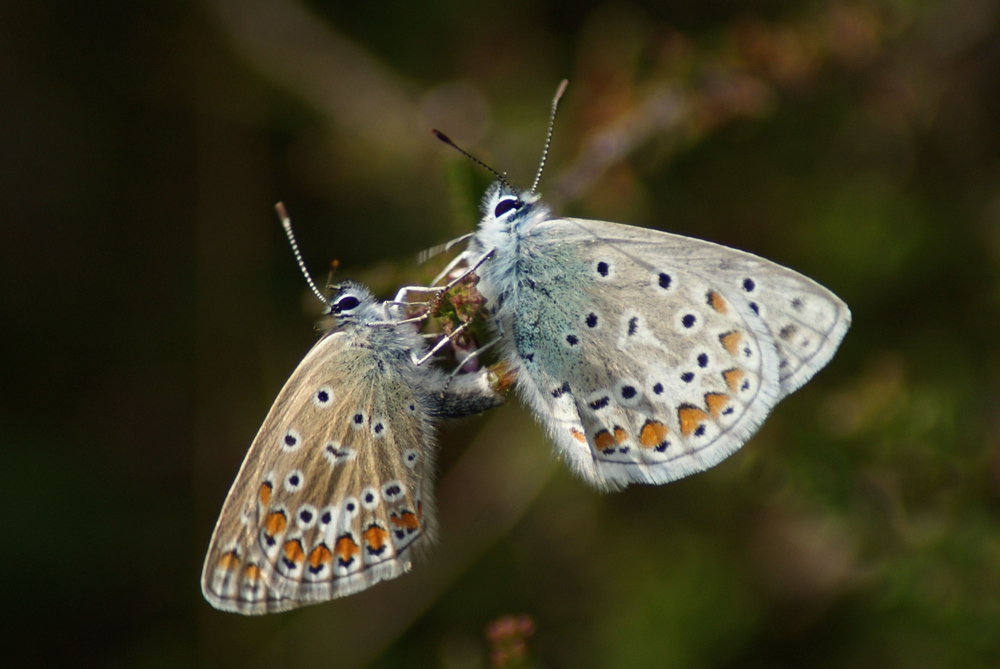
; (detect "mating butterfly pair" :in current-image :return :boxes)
[201,83,850,614]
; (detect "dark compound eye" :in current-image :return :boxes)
[334,296,360,312]
[494,199,522,217]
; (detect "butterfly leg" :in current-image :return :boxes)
[391,248,496,306]
[392,285,442,305]
[440,318,506,395]
[413,322,470,367]
[368,303,433,328]
[419,233,474,273]
[448,326,504,380]
[437,248,495,291]
[428,251,469,288]
[369,313,429,328]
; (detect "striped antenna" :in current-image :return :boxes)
[530,79,568,194]
[275,202,328,305]
[431,129,510,189]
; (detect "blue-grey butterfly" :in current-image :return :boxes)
[201,207,503,614]
[435,81,851,492]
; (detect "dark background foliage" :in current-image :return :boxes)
[3,0,1000,666]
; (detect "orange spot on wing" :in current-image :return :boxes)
[258,481,272,506]
[720,331,743,355]
[243,564,262,582]
[334,535,360,562]
[308,544,332,569]
[707,290,728,314]
[363,525,389,551]
[705,393,730,418]
[594,430,616,451]
[217,551,239,571]
[264,511,287,537]
[570,428,586,443]
[282,539,305,565]
[391,511,420,531]
[614,426,628,443]
[639,421,669,448]
[678,406,709,437]
[723,368,745,392]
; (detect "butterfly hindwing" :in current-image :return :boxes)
[202,283,501,614]
[202,331,434,613]
[263,341,435,602]
[485,217,786,489]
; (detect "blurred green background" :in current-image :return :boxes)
[4,0,1000,667]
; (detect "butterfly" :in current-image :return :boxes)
[201,210,504,614]
[434,81,851,492]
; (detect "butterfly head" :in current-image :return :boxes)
[481,181,544,232]
[323,281,381,325]
[472,182,551,295]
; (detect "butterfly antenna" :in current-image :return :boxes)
[275,202,329,306]
[530,79,568,194]
[431,129,510,189]
[325,259,340,291]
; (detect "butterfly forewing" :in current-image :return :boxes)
[561,217,852,397]
[202,323,437,614]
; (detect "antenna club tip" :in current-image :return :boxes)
[275,201,289,221]
[431,129,458,148]
[555,79,569,98]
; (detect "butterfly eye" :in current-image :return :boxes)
[333,295,361,313]
[494,198,522,218]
